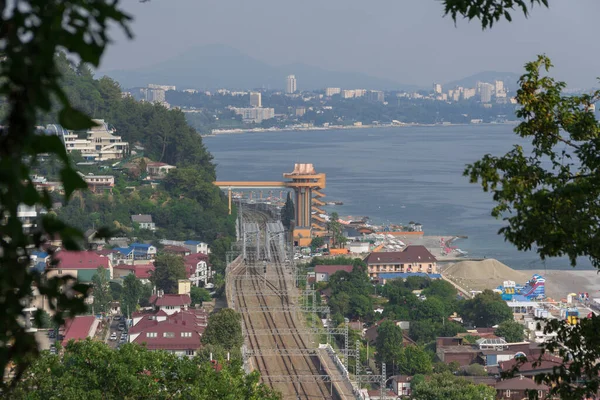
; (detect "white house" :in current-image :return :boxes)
[184,240,209,255]
[184,253,211,287]
[131,214,156,231]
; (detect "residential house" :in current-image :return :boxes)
[131,214,156,231]
[184,240,209,255]
[146,162,176,178]
[129,308,208,357]
[364,245,438,279]
[148,292,191,316]
[313,265,353,282]
[113,263,155,283]
[437,337,543,368]
[498,354,564,378]
[80,173,115,193]
[163,245,191,257]
[61,315,100,346]
[184,253,211,287]
[131,243,157,259]
[493,376,553,400]
[48,250,112,281]
[114,247,135,263]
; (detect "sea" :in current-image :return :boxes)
[203,124,592,271]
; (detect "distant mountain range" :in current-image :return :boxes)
[103,44,419,92]
[444,71,521,93]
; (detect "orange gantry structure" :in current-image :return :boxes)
[215,163,326,246]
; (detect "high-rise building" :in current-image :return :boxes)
[325,87,341,97]
[286,75,297,94]
[367,90,385,103]
[148,84,176,91]
[494,80,504,95]
[462,88,476,100]
[231,107,275,123]
[341,90,355,99]
[433,83,442,94]
[250,92,262,107]
[479,83,494,103]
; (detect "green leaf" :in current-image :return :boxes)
[58,107,96,130]
[60,167,88,199]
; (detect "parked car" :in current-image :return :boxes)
[118,324,125,331]
[113,315,121,321]
[109,332,117,341]
[49,345,57,355]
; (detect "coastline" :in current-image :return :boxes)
[201,121,519,137]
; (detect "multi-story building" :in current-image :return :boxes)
[249,92,262,107]
[295,107,306,117]
[341,89,355,99]
[184,253,211,287]
[433,83,443,94]
[477,82,494,103]
[364,245,438,279]
[367,90,385,103]
[148,84,176,91]
[144,88,166,103]
[494,80,504,95]
[354,89,366,98]
[231,107,275,123]
[48,250,113,282]
[463,88,476,100]
[286,75,297,94]
[81,173,115,193]
[325,87,341,97]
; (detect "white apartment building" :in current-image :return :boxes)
[250,92,262,107]
[433,83,443,94]
[54,119,129,162]
[286,75,297,94]
[462,88,476,100]
[325,87,341,96]
[341,89,355,99]
[231,107,275,123]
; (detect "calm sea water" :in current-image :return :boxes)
[204,124,592,270]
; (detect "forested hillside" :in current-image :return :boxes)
[45,54,235,262]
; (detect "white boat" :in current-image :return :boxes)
[455,249,468,256]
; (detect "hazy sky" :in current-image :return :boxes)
[101,1,600,88]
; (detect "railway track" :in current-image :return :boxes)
[232,208,332,399]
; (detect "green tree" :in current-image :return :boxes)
[327,212,346,249]
[281,192,295,229]
[423,279,457,301]
[310,236,324,250]
[0,0,131,382]
[150,254,187,294]
[122,274,143,318]
[412,372,496,400]
[190,286,212,305]
[91,267,111,314]
[10,339,280,399]
[495,320,525,343]
[397,345,433,376]
[412,297,448,322]
[460,289,512,328]
[202,308,243,351]
[374,320,404,370]
[442,0,549,29]
[33,310,52,329]
[464,363,488,376]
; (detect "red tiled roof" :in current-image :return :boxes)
[499,354,564,373]
[62,315,96,346]
[114,264,135,271]
[132,309,208,350]
[184,253,209,265]
[54,251,110,270]
[314,265,353,275]
[364,245,437,265]
[151,294,192,307]
[135,264,155,279]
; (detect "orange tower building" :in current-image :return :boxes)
[283,164,326,246]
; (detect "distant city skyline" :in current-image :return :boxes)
[99,0,600,89]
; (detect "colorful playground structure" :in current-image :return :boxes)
[497,274,546,301]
